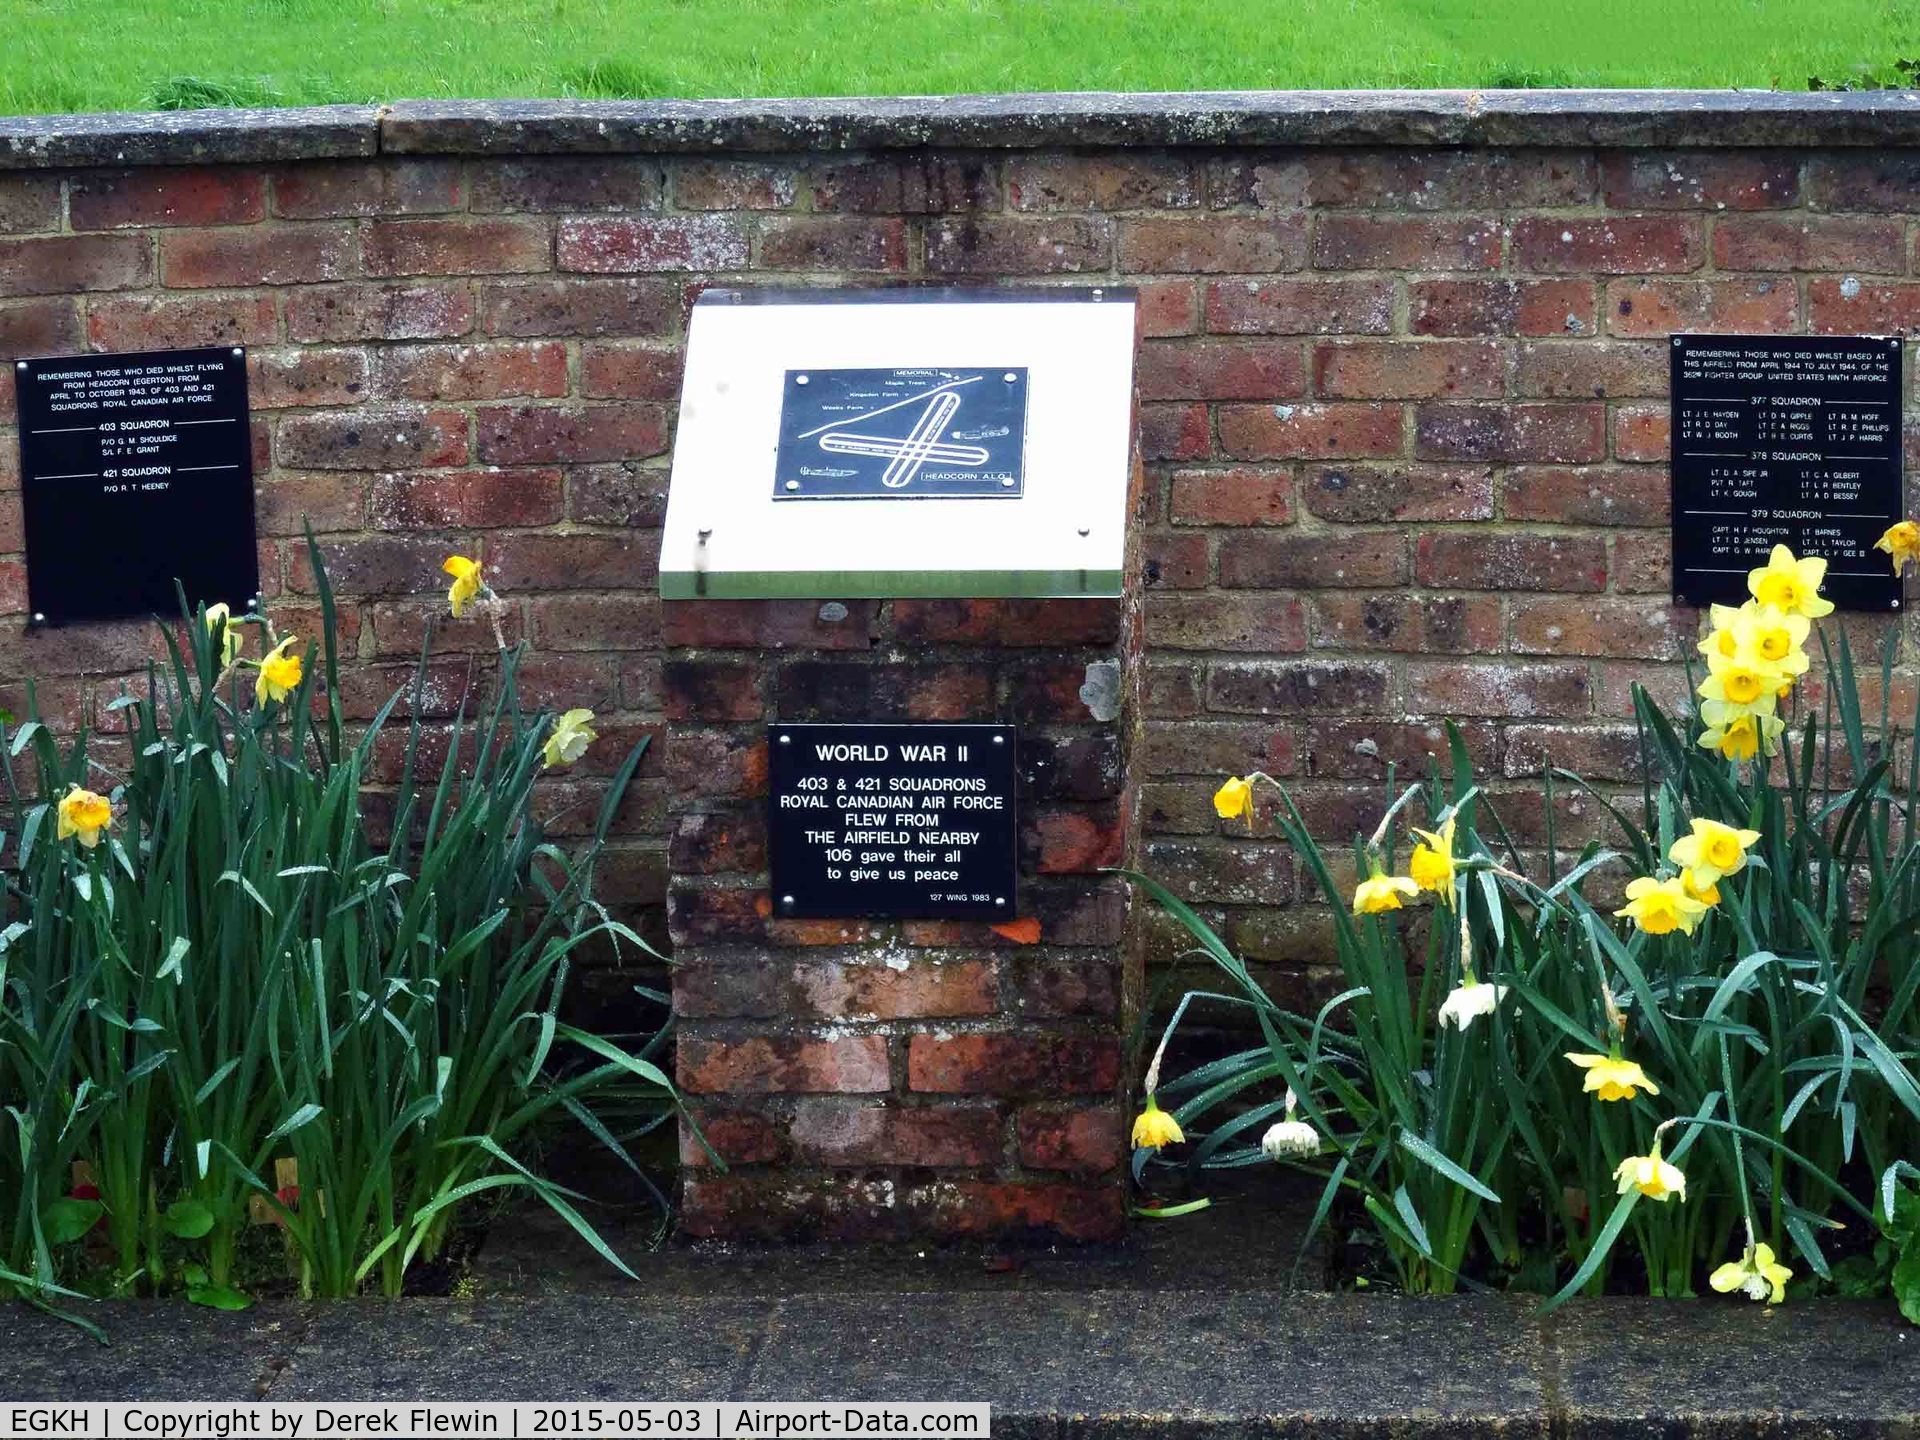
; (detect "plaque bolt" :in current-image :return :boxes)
[1077,526,1091,537]
[994,897,1007,906]
[1001,477,1015,487]
[14,361,24,371]
[1002,372,1017,383]
[784,480,801,491]
[795,374,810,386]
[781,895,795,907]
[992,735,1004,745]
[779,734,791,744]
[30,612,45,624]
[231,348,243,358]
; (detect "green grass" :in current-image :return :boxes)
[3,0,1918,116]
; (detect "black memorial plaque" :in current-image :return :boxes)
[768,722,1018,919]
[1671,334,1903,612]
[773,367,1028,501]
[15,346,259,624]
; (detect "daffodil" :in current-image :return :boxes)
[1680,870,1721,908]
[56,786,112,848]
[204,603,242,668]
[1876,520,1919,577]
[1213,776,1253,822]
[541,708,597,769]
[1353,866,1419,916]
[1566,1052,1660,1102]
[1408,814,1458,905]
[1614,875,1710,937]
[255,637,304,707]
[1698,710,1783,764]
[1699,648,1787,719]
[1131,1093,1184,1151]
[443,555,483,618]
[1613,1142,1686,1202]
[1711,1242,1792,1303]
[1747,543,1835,619]
[1438,978,1508,1030]
[1261,1116,1319,1160]
[1669,817,1761,890]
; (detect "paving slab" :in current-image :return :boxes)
[0,1300,304,1400]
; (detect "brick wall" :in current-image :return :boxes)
[2,98,1916,1236]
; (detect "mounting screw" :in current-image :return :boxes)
[1003,372,1017,383]
[795,374,810,386]
[14,361,25,371]
[784,479,801,491]
[1001,477,1016,487]
[781,894,795,907]
[779,733,791,744]
[1673,336,1684,346]
[249,594,261,610]
[994,897,1007,906]
[1077,526,1091,537]
[697,527,713,543]
[30,612,45,624]
[992,734,1005,745]
[231,347,244,358]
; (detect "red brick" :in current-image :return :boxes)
[1806,153,1920,212]
[249,348,369,409]
[672,160,800,210]
[1169,467,1295,526]
[87,294,277,350]
[282,534,447,597]
[1510,596,1688,659]
[1406,661,1591,718]
[1142,839,1295,903]
[1139,403,1210,461]
[1502,724,1651,782]
[1218,402,1402,460]
[668,806,767,874]
[1301,718,1495,780]
[274,159,464,218]
[1607,278,1796,336]
[662,659,764,722]
[1415,532,1607,592]
[1219,531,1407,588]
[1304,150,1595,209]
[70,168,264,229]
[812,155,1000,213]
[475,403,668,465]
[907,1034,1119,1095]
[1511,216,1702,274]
[488,534,658,591]
[1411,278,1596,337]
[479,277,678,337]
[1009,153,1200,210]
[278,407,469,470]
[0,234,152,297]
[1145,593,1306,652]
[1600,151,1799,210]
[662,599,876,649]
[1415,403,1605,464]
[366,468,564,530]
[679,1105,783,1168]
[471,156,661,213]
[1504,466,1670,526]
[925,217,1110,274]
[0,175,61,235]
[757,217,908,272]
[1017,1104,1125,1175]
[1512,340,1666,399]
[1205,660,1393,715]
[374,342,568,400]
[1808,280,1920,336]
[788,1100,1002,1167]
[160,223,358,287]
[1025,808,1125,874]
[285,283,474,342]
[1610,534,1673,594]
[1301,462,1494,523]
[1312,214,1502,271]
[0,298,84,355]
[581,342,683,401]
[1713,215,1905,272]
[1309,593,1504,654]
[1205,278,1394,335]
[254,473,368,535]
[1137,339,1305,400]
[1137,278,1199,336]
[892,598,1119,647]
[1119,215,1306,273]
[680,1035,890,1095]
[665,732,768,803]
[558,216,749,273]
[1313,340,1503,400]
[1613,405,1668,462]
[1142,720,1296,778]
[365,218,550,277]
[1207,155,1308,209]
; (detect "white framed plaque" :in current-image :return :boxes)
[659,287,1137,599]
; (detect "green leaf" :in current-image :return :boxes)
[1397,1130,1501,1203]
[161,1200,215,1240]
[186,1283,252,1311]
[43,1198,103,1245]
[1135,1198,1213,1218]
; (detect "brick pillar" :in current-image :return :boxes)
[663,580,1143,1242]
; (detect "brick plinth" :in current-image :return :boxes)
[664,594,1142,1242]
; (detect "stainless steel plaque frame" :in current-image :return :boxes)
[660,288,1137,599]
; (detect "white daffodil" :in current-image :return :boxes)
[1437,979,1508,1030]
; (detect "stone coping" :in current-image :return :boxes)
[6,1290,1917,1435]
[8,90,1920,170]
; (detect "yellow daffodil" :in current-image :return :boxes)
[1876,520,1919,577]
[541,708,597,769]
[1747,544,1835,620]
[1669,818,1761,888]
[1698,710,1783,764]
[1613,1145,1686,1202]
[1711,1242,1792,1303]
[1408,814,1458,905]
[1614,875,1711,937]
[443,555,483,618]
[1131,1094,1184,1150]
[204,603,243,668]
[1699,648,1786,719]
[255,637,303,707]
[1566,1052,1660,1102]
[1438,979,1508,1030]
[1680,870,1721,908]
[56,786,112,848]
[1353,867,1419,916]
[1213,776,1253,821]
[1743,606,1810,677]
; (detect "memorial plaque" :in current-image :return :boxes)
[15,347,258,625]
[768,722,1018,919]
[774,366,1028,501]
[1671,334,1903,612]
